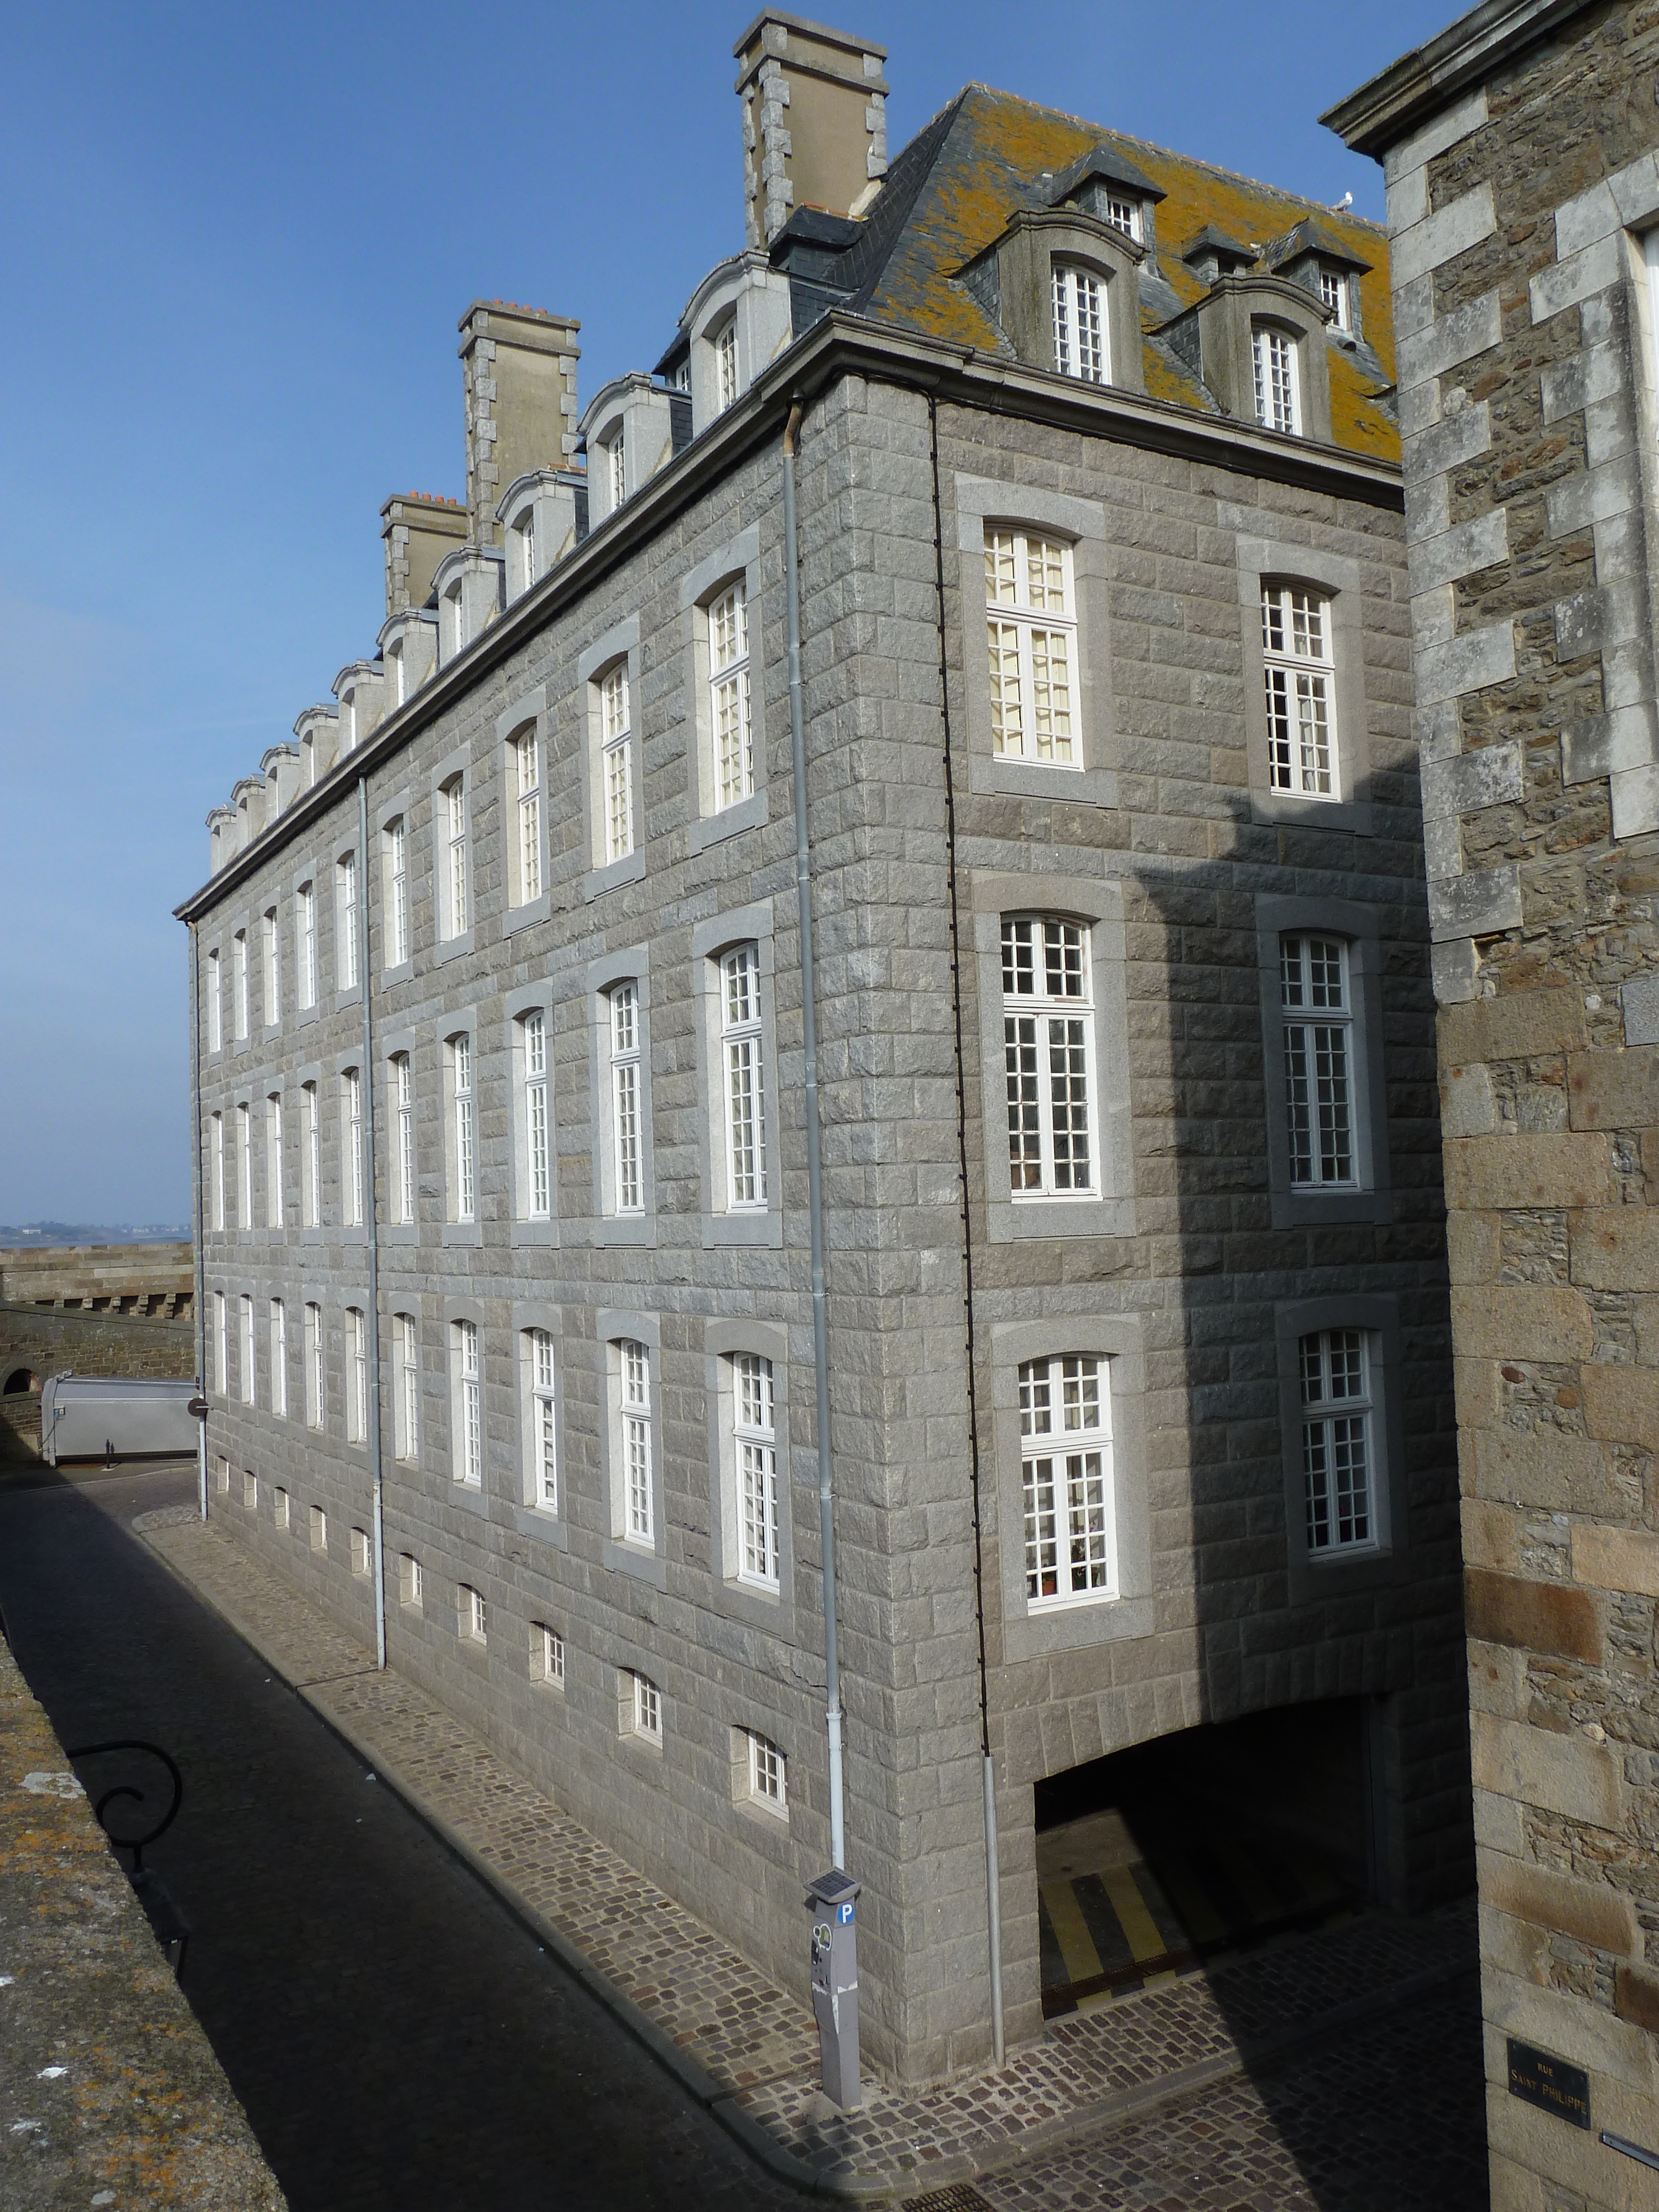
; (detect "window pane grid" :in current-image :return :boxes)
[609,984,643,1213]
[453,1035,475,1222]
[1052,264,1107,382]
[457,1318,482,1487]
[388,821,409,968]
[1253,325,1299,433]
[516,732,542,902]
[748,1730,786,1806]
[721,945,766,1209]
[1281,935,1355,1187]
[620,1339,651,1542]
[337,853,359,989]
[601,666,633,863]
[394,1054,415,1224]
[734,1352,778,1587]
[1001,917,1095,1197]
[523,1011,550,1218]
[446,781,468,935]
[1020,1354,1115,1608]
[1301,1329,1375,1553]
[531,1328,557,1511]
[984,529,1076,763]
[1262,585,1335,797]
[632,1672,661,1741]
[709,585,754,808]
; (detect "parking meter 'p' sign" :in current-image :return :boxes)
[804,1869,861,2110]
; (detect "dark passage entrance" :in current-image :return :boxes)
[1035,1699,1374,2018]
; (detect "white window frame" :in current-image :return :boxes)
[262,906,280,1027]
[394,1312,419,1462]
[304,1301,324,1428]
[401,1554,423,1607]
[302,1079,321,1228]
[1318,265,1350,331]
[239,1293,255,1406]
[1019,1352,1116,1611]
[740,1728,787,1817]
[626,1669,662,1746]
[731,1351,778,1590]
[524,1327,557,1513]
[1253,322,1301,434]
[242,1468,257,1512]
[718,945,768,1211]
[236,1103,251,1229]
[608,984,644,1218]
[607,429,626,509]
[513,726,542,906]
[462,1585,487,1642]
[212,1288,227,1395]
[520,1011,551,1223]
[1051,262,1108,383]
[350,1526,371,1576]
[707,582,754,811]
[309,1503,328,1553]
[296,881,317,1010]
[342,1067,363,1226]
[1103,194,1141,241]
[442,775,469,941]
[207,948,222,1052]
[265,1092,283,1227]
[618,1338,651,1545]
[716,317,739,413]
[452,1317,482,1488]
[1261,583,1337,800]
[449,1033,476,1225]
[210,1112,225,1232]
[597,1315,663,1579]
[535,1623,565,1688]
[1280,933,1357,1192]
[274,1485,290,1530]
[233,930,248,1041]
[1000,914,1099,1203]
[346,1305,367,1443]
[336,853,359,991]
[983,527,1078,766]
[393,1052,416,1225]
[1300,1328,1378,1557]
[601,663,633,865]
[269,1298,287,1417]
[384,817,410,969]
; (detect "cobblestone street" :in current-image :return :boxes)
[0,1463,1490,2209]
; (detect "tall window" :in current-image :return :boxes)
[608,430,626,509]
[236,1104,251,1229]
[1253,325,1300,434]
[536,1624,565,1687]
[515,512,536,596]
[342,1068,363,1227]
[733,1352,778,1588]
[444,778,468,938]
[263,906,280,1025]
[304,1301,324,1427]
[337,853,359,989]
[1051,263,1107,382]
[601,664,633,863]
[716,319,739,411]
[265,1093,283,1227]
[239,1294,255,1405]
[708,583,753,809]
[207,949,222,1052]
[394,1313,419,1461]
[213,1290,227,1394]
[453,1319,482,1487]
[1261,584,1335,799]
[1002,916,1095,1198]
[233,930,248,1040]
[462,1585,488,1642]
[297,881,317,1009]
[608,985,643,1215]
[1319,267,1350,331]
[618,1339,651,1543]
[393,1053,416,1224]
[1020,1353,1114,1608]
[211,1112,225,1232]
[302,1080,321,1227]
[522,1013,550,1220]
[451,1035,476,1223]
[984,528,1076,764]
[515,729,542,904]
[720,945,766,1209]
[528,1328,557,1511]
[346,1307,367,1443]
[385,818,409,968]
[269,1298,286,1417]
[629,1670,661,1744]
[1301,1331,1375,1553]
[1281,935,1355,1190]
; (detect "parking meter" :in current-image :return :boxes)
[805,1868,861,2109]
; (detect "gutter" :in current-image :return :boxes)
[175,314,1401,925]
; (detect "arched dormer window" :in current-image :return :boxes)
[1252,323,1301,435]
[1051,264,1108,383]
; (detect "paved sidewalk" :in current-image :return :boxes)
[139,1507,1482,2205]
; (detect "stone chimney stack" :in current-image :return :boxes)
[457,302,581,547]
[380,493,469,617]
[734,11,888,248]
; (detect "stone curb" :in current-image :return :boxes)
[137,1512,1476,2205]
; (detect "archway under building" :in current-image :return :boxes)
[1035,1698,1380,2018]
[3,1369,39,1395]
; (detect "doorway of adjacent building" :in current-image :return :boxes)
[1035,1698,1374,2018]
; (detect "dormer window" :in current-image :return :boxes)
[608,431,627,509]
[442,577,465,659]
[1052,265,1107,384]
[1252,325,1300,434]
[716,320,739,413]
[1318,267,1350,331]
[388,641,405,707]
[515,510,537,596]
[1103,196,1140,242]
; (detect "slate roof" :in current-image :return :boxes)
[784,85,1398,465]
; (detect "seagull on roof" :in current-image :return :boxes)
[1331,191,1354,211]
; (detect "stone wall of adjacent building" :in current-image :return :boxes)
[1352,4,1659,2203]
[0,1243,195,1318]
[190,351,1466,2084]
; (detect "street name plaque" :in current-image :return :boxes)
[1507,2038,1590,2130]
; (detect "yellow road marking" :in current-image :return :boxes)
[1100,1863,1167,1965]
[1040,1879,1104,1989]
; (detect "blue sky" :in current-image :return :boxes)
[0,0,1453,1224]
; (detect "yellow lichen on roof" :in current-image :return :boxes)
[862,86,1397,464]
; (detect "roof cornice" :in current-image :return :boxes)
[176,311,1401,923]
[1322,0,1597,156]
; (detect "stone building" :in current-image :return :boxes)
[1329,2,1659,2203]
[180,11,1469,2084]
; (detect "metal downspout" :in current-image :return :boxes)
[782,400,847,1872]
[189,923,207,1522]
[357,775,387,1671]
[927,390,1004,2066]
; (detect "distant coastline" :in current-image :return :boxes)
[0,1224,192,1249]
